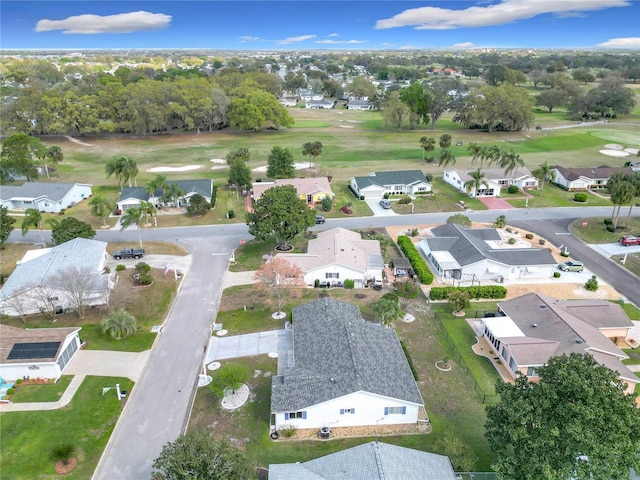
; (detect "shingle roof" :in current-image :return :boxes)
[117,179,213,202]
[0,238,108,301]
[426,223,556,267]
[552,165,633,181]
[0,182,91,202]
[352,170,430,189]
[251,177,334,201]
[271,298,424,412]
[268,441,457,480]
[0,324,80,365]
[117,187,148,202]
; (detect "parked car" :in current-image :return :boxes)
[379,199,392,209]
[315,215,326,224]
[558,260,584,272]
[113,247,145,260]
[619,235,640,246]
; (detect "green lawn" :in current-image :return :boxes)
[569,216,640,244]
[392,178,486,214]
[508,184,611,208]
[9,376,73,403]
[0,376,133,480]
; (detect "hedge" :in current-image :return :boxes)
[400,340,418,381]
[397,235,434,284]
[429,285,508,301]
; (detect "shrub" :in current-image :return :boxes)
[429,285,508,301]
[343,279,355,289]
[15,378,23,385]
[227,209,235,219]
[494,214,507,229]
[603,218,613,225]
[585,275,599,291]
[606,225,615,233]
[136,272,153,285]
[58,209,65,215]
[398,195,412,205]
[134,262,151,274]
[115,264,126,272]
[539,239,546,245]
[573,192,588,202]
[505,227,512,233]
[448,289,470,313]
[508,238,516,245]
[507,185,519,194]
[560,251,569,257]
[359,195,365,201]
[425,173,434,182]
[447,214,472,227]
[381,292,400,304]
[6,387,15,396]
[383,193,390,199]
[553,271,561,278]
[279,425,297,438]
[393,281,420,299]
[525,233,534,240]
[410,228,419,237]
[400,340,419,380]
[320,196,332,212]
[314,279,320,288]
[397,236,434,284]
[209,185,217,208]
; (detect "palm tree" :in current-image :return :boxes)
[500,149,524,175]
[101,308,137,339]
[119,156,139,188]
[437,148,456,168]
[607,171,631,226]
[89,195,114,226]
[467,142,482,166]
[105,156,126,191]
[163,182,185,207]
[439,133,452,150]
[139,200,156,226]
[486,145,502,167]
[21,208,45,244]
[50,443,77,468]
[46,146,64,177]
[464,169,489,197]
[609,178,635,230]
[419,136,436,161]
[624,171,640,228]
[531,161,556,197]
[372,297,404,328]
[146,175,168,203]
[119,206,145,248]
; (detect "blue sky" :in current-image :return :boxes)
[2,1,639,50]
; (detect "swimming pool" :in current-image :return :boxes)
[0,378,15,398]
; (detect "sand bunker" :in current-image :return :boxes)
[210,158,226,164]
[252,163,313,172]
[211,166,227,170]
[624,148,639,155]
[604,144,624,150]
[600,150,630,158]
[338,125,355,129]
[148,165,202,172]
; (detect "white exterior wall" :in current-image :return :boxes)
[58,184,92,211]
[305,264,365,287]
[274,391,421,430]
[514,177,538,190]
[117,197,144,211]
[442,170,464,192]
[350,178,386,199]
[407,182,432,194]
[0,361,60,382]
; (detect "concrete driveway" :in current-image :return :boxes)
[589,242,640,257]
[105,254,192,274]
[65,350,150,382]
[365,199,398,216]
[207,329,292,363]
[479,197,516,210]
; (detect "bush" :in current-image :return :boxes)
[573,192,588,202]
[397,236,434,284]
[115,264,126,272]
[447,214,472,227]
[560,251,569,257]
[400,340,419,381]
[425,173,434,182]
[314,279,320,288]
[494,214,507,229]
[227,209,235,219]
[525,233,533,240]
[383,193,390,199]
[505,227,512,233]
[6,387,15,396]
[539,239,546,245]
[359,195,365,201]
[429,285,508,301]
[135,262,151,274]
[508,238,516,245]
[279,425,297,438]
[410,228,419,237]
[398,195,412,205]
[393,281,420,299]
[553,271,561,278]
[14,378,23,385]
[585,275,598,291]
[320,196,332,212]
[507,185,519,194]
[381,292,400,304]
[343,279,355,289]
[606,225,615,233]
[136,272,153,285]
[448,289,470,312]
[603,218,613,225]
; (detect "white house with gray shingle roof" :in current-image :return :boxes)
[483,292,638,394]
[269,441,456,480]
[419,223,556,282]
[116,179,214,211]
[0,238,111,317]
[443,167,537,197]
[350,170,431,199]
[271,298,425,432]
[0,182,92,213]
[276,228,383,288]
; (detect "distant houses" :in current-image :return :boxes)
[443,167,537,197]
[116,179,214,211]
[0,182,92,213]
[550,165,634,191]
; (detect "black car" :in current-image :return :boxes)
[315,215,326,224]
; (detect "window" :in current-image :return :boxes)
[325,272,339,279]
[340,408,355,414]
[284,411,306,420]
[526,367,538,377]
[384,406,406,415]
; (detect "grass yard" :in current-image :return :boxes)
[569,216,640,244]
[107,241,189,256]
[9,375,73,403]
[619,252,640,278]
[509,183,612,209]
[0,375,133,480]
[392,178,486,214]
[0,269,179,352]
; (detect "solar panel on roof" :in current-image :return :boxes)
[7,342,61,360]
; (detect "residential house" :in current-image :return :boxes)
[0,238,112,317]
[442,167,537,197]
[0,182,92,213]
[347,99,375,110]
[432,67,459,76]
[269,441,456,480]
[350,170,432,199]
[0,324,82,382]
[116,179,214,211]
[251,177,334,205]
[551,165,634,191]
[271,298,425,432]
[299,89,324,101]
[278,96,298,107]
[305,99,334,109]
[276,227,384,288]
[419,223,556,282]
[482,292,638,394]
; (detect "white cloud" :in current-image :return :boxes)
[35,11,171,34]
[375,0,630,30]
[596,37,640,48]
[239,36,263,43]
[316,39,367,45]
[275,35,316,45]
[452,42,476,48]
[327,33,339,38]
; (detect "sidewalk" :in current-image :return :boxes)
[0,374,86,412]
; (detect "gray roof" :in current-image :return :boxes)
[269,441,457,480]
[271,298,424,412]
[552,165,633,181]
[352,170,430,189]
[0,182,91,202]
[117,179,213,202]
[427,223,556,267]
[0,238,108,301]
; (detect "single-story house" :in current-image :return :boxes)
[419,223,556,282]
[116,179,214,211]
[442,167,537,197]
[251,177,334,205]
[347,99,375,110]
[0,238,112,317]
[271,298,425,432]
[482,292,638,394]
[299,89,324,101]
[0,182,92,213]
[433,67,459,76]
[551,165,634,191]
[0,324,82,382]
[305,99,334,109]
[269,441,456,480]
[350,170,432,199]
[278,96,298,107]
[276,227,384,288]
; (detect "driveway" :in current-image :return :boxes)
[65,350,150,382]
[589,242,640,257]
[479,197,516,210]
[365,198,398,216]
[105,254,192,274]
